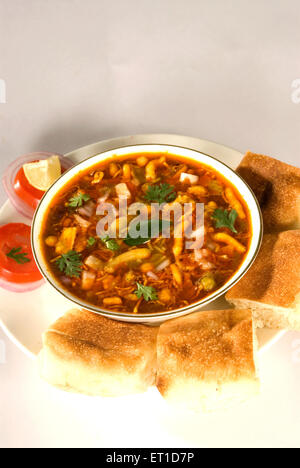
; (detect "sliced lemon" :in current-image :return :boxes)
[23,155,62,191]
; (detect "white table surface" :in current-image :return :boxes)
[1,0,300,449]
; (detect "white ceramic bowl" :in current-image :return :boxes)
[32,144,263,323]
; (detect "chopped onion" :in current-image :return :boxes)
[194,249,215,270]
[74,214,91,230]
[156,259,170,271]
[194,249,211,262]
[194,249,204,262]
[201,261,216,271]
[82,270,96,290]
[98,190,110,204]
[180,172,199,185]
[147,271,159,281]
[78,201,95,217]
[85,255,104,271]
[116,183,131,199]
[96,202,118,216]
[60,276,72,286]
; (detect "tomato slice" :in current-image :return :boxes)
[0,223,42,283]
[14,167,44,210]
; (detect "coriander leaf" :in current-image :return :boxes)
[68,193,91,208]
[144,183,176,204]
[101,236,120,251]
[124,219,170,246]
[135,283,158,302]
[124,235,150,247]
[212,208,238,234]
[56,250,82,277]
[87,237,97,247]
[6,247,30,265]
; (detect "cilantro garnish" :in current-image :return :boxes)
[68,193,91,208]
[101,236,120,251]
[135,283,158,302]
[212,209,238,234]
[124,220,170,246]
[6,247,30,265]
[87,237,97,247]
[144,183,176,204]
[56,250,82,277]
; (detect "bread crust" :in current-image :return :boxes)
[39,309,158,396]
[156,309,259,411]
[226,231,300,309]
[237,151,300,232]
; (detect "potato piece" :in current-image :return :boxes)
[158,288,172,304]
[126,294,139,302]
[45,236,58,247]
[137,156,149,167]
[56,228,77,255]
[103,297,123,306]
[188,186,208,197]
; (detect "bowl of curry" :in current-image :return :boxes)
[32,144,263,323]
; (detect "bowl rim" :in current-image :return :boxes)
[31,143,263,321]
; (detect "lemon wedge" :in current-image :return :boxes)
[23,155,62,191]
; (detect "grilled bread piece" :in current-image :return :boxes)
[38,309,158,396]
[237,151,300,232]
[226,231,300,330]
[156,309,260,412]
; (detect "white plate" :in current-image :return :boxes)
[0,134,285,358]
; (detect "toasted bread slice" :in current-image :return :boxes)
[156,309,260,412]
[237,151,300,232]
[226,231,300,330]
[38,309,158,396]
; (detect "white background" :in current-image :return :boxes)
[0,0,300,448]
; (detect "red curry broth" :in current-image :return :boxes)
[42,153,251,314]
